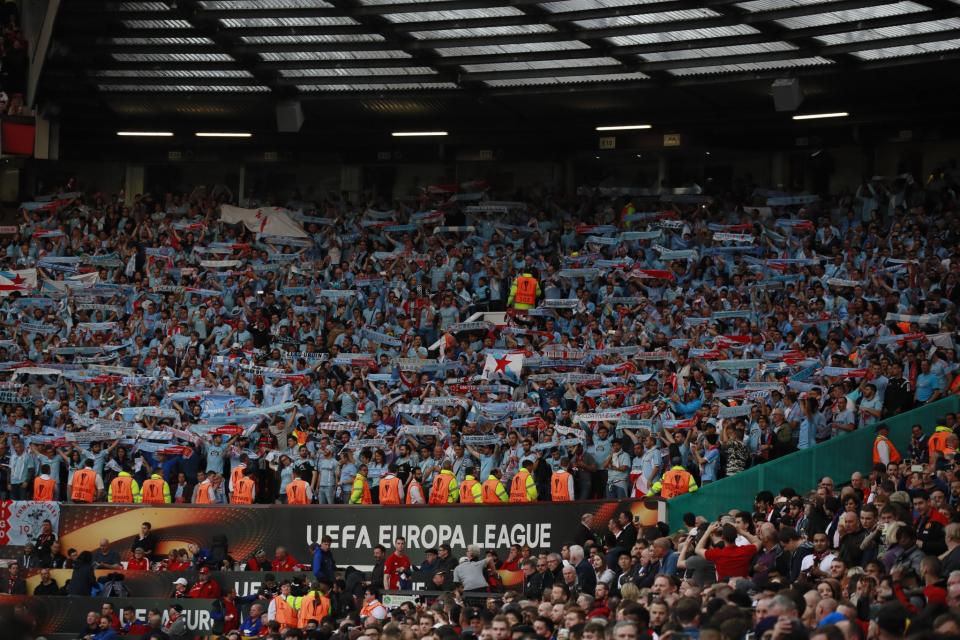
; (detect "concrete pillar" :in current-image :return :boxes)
[124,165,144,206]
[657,155,669,192]
[771,152,786,189]
[340,164,361,202]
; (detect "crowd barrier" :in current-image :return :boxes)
[7,498,663,568]
[667,395,960,530]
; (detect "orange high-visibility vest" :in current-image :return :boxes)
[482,478,505,503]
[514,276,538,306]
[194,480,213,504]
[298,592,330,628]
[71,468,97,503]
[33,476,55,501]
[230,464,246,492]
[379,475,402,505]
[272,595,299,629]
[286,478,310,505]
[459,478,480,503]
[660,469,693,499]
[141,478,169,504]
[109,475,135,503]
[231,477,255,504]
[873,435,902,465]
[509,470,532,502]
[929,431,952,459]
[406,479,423,504]
[429,474,451,504]
[550,471,572,501]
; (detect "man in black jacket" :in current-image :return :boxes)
[523,558,553,600]
[883,362,912,417]
[32,568,60,595]
[779,527,812,585]
[837,512,867,568]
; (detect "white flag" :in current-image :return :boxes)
[482,351,524,382]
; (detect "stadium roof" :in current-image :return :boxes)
[38,0,960,142]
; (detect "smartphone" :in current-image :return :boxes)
[911,465,923,473]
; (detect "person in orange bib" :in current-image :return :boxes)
[298,581,332,629]
[508,271,541,311]
[429,461,459,504]
[286,471,313,505]
[108,469,142,504]
[459,469,482,504]
[141,473,172,504]
[647,465,698,499]
[231,468,257,505]
[70,459,102,503]
[509,460,538,502]
[33,464,56,501]
[378,464,404,505]
[929,424,953,462]
[550,459,574,502]
[268,581,299,631]
[405,468,425,504]
[873,423,902,466]
[482,469,508,503]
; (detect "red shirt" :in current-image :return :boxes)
[704,544,758,580]
[384,552,411,590]
[189,578,222,599]
[273,555,298,572]
[126,557,150,571]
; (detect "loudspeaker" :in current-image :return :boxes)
[772,78,803,112]
[276,100,304,132]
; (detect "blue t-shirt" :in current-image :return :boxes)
[701,447,720,482]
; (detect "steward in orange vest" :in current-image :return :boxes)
[873,424,902,465]
[108,470,142,503]
[508,272,541,310]
[509,461,538,502]
[482,469,508,503]
[286,471,312,505]
[194,478,214,504]
[71,461,99,503]
[550,462,573,501]
[648,465,698,499]
[298,583,332,628]
[231,470,257,505]
[929,425,953,461]
[33,465,56,501]
[406,474,425,504]
[230,455,249,494]
[459,473,482,503]
[379,465,404,505]
[141,473,171,504]
[429,463,459,504]
[270,583,299,630]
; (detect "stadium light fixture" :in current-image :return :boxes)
[195,132,253,138]
[116,131,173,137]
[595,124,652,131]
[791,112,849,121]
[391,131,448,137]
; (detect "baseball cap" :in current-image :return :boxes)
[199,566,210,574]
[173,577,188,586]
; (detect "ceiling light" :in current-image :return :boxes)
[636,154,642,158]
[195,132,253,138]
[705,151,711,155]
[116,131,173,137]
[391,131,448,137]
[595,124,651,131]
[791,112,849,120]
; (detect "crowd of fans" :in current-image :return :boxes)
[0,165,959,639]
[1,171,958,508]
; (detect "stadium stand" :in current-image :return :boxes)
[3,1,960,639]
